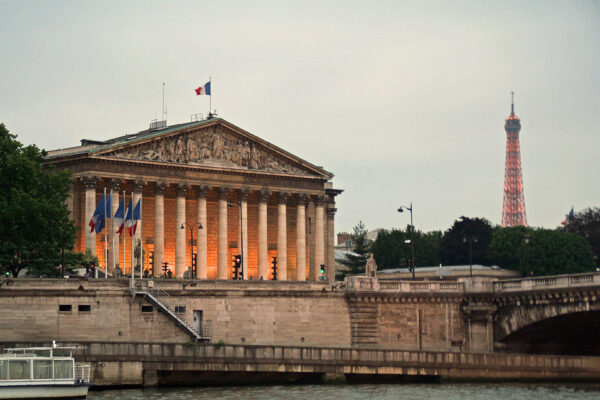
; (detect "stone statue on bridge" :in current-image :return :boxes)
[365,253,377,278]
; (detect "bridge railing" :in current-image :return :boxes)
[493,272,600,292]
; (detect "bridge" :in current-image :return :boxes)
[1,272,599,386]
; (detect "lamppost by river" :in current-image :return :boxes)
[398,203,415,280]
[228,201,244,280]
[181,222,203,278]
[463,237,478,277]
[524,233,530,276]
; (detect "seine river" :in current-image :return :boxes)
[88,383,600,400]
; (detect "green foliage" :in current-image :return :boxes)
[370,226,442,269]
[0,123,76,277]
[562,207,600,266]
[337,221,370,277]
[439,216,493,266]
[489,226,595,276]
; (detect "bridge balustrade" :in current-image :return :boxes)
[493,272,600,293]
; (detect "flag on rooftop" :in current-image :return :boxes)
[195,81,211,96]
[561,207,574,226]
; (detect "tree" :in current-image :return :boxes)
[337,221,370,277]
[562,207,600,267]
[0,123,76,277]
[371,227,442,269]
[489,226,595,276]
[439,216,493,266]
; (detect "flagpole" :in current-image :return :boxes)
[209,76,212,115]
[123,191,127,286]
[111,189,115,279]
[131,191,135,288]
[140,195,143,279]
[104,187,108,279]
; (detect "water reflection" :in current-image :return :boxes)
[88,383,600,400]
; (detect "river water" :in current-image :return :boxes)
[88,383,600,400]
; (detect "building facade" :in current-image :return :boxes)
[45,118,341,281]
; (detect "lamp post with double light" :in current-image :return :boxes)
[463,236,478,277]
[524,233,531,276]
[181,222,203,278]
[398,203,415,280]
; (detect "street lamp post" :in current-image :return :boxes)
[228,201,244,280]
[398,203,415,280]
[463,237,478,277]
[524,233,530,276]
[181,223,203,278]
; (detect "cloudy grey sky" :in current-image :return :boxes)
[1,0,598,234]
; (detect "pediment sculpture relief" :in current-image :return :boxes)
[103,127,309,175]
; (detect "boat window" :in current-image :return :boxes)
[8,360,30,379]
[33,359,52,379]
[54,360,74,379]
[0,360,7,380]
[78,304,91,312]
[59,304,72,312]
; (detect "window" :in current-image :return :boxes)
[78,305,91,312]
[174,306,186,314]
[33,360,52,379]
[141,305,153,313]
[0,360,7,380]
[8,360,30,379]
[54,360,73,379]
[59,305,72,312]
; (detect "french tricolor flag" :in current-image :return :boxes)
[195,81,211,96]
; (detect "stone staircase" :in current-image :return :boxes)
[131,281,210,342]
[349,301,379,345]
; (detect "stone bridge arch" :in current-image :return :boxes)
[494,288,600,355]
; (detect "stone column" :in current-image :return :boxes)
[296,195,307,281]
[83,177,97,256]
[257,191,269,280]
[133,180,144,278]
[153,182,166,277]
[277,192,289,281]
[240,189,250,280]
[217,187,230,280]
[108,179,121,275]
[326,206,337,282]
[175,184,187,278]
[66,183,74,220]
[196,186,209,279]
[315,196,325,281]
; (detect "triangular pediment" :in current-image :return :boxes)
[93,119,331,178]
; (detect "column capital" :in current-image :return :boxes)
[109,178,123,191]
[239,188,251,202]
[278,192,290,204]
[133,179,145,193]
[296,194,309,206]
[257,190,270,203]
[196,185,210,199]
[82,176,98,190]
[154,181,167,195]
[327,207,337,220]
[216,186,230,200]
[176,183,188,196]
[314,195,326,206]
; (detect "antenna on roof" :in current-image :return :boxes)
[149,83,168,131]
[162,82,167,122]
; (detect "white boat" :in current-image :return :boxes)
[0,342,91,399]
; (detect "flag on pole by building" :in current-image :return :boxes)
[561,207,574,226]
[126,199,141,236]
[89,193,111,233]
[119,198,132,235]
[114,198,126,235]
[195,81,211,96]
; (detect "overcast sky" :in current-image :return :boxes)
[1,0,598,234]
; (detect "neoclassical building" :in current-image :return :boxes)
[45,117,342,281]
